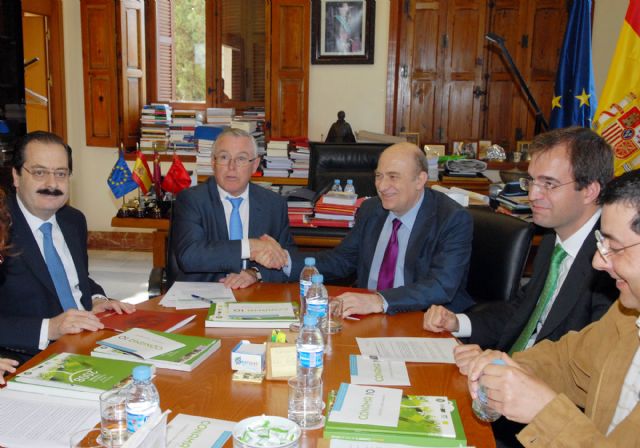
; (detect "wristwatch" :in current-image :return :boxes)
[248,267,263,282]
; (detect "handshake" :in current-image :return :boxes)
[249,234,289,270]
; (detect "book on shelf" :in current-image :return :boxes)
[92,329,221,372]
[320,191,358,206]
[324,383,466,447]
[309,218,355,228]
[6,352,151,401]
[205,302,297,328]
[95,309,196,333]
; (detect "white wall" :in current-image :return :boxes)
[60,0,625,232]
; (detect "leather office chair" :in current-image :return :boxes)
[466,207,534,307]
[148,206,181,298]
[307,142,391,197]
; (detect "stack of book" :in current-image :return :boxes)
[140,103,172,150]
[324,383,467,447]
[289,139,310,179]
[169,110,203,153]
[495,193,532,217]
[194,125,226,177]
[310,192,365,228]
[263,139,291,177]
[206,107,234,126]
[205,302,297,328]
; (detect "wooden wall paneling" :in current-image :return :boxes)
[269,0,309,138]
[484,0,528,149]
[81,0,119,147]
[519,0,566,139]
[118,0,146,149]
[384,0,402,135]
[441,0,486,143]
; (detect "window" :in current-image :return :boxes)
[151,0,265,109]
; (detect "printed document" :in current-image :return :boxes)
[0,389,100,448]
[349,355,410,386]
[356,337,457,363]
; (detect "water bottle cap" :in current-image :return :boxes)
[311,274,323,283]
[491,359,506,366]
[132,365,152,381]
[303,314,318,326]
[304,257,316,266]
[347,179,353,184]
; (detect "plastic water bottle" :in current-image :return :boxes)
[472,359,505,422]
[125,365,160,433]
[331,179,342,192]
[296,314,324,380]
[305,274,329,331]
[291,258,320,332]
[343,179,356,195]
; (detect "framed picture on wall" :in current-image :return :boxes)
[311,0,376,64]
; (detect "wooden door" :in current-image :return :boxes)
[395,0,486,146]
[267,0,310,139]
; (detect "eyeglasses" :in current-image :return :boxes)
[213,153,260,167]
[23,167,70,180]
[595,229,640,258]
[519,177,575,193]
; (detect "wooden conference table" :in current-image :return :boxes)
[12,283,495,447]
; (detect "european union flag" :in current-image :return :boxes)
[107,150,138,198]
[549,0,597,129]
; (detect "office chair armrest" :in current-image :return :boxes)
[148,267,165,298]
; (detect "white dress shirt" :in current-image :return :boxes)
[454,209,602,341]
[17,197,85,349]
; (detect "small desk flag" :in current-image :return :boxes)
[107,150,137,199]
[592,0,640,176]
[162,153,192,194]
[132,150,153,194]
[549,0,596,129]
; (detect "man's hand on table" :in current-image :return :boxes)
[466,349,557,424]
[423,305,459,332]
[222,269,259,289]
[339,292,384,317]
[0,358,18,384]
[48,309,105,341]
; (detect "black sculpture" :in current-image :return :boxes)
[326,111,356,143]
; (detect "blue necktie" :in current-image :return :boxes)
[40,222,77,311]
[227,197,243,240]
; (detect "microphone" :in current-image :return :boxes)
[485,33,505,45]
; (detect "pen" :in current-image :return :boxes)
[191,294,216,304]
[345,316,360,321]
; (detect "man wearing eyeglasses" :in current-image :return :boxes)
[172,128,294,288]
[463,169,640,447]
[0,131,134,365]
[424,127,618,446]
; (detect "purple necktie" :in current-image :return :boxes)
[377,218,402,291]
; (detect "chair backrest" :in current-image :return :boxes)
[307,142,391,197]
[466,208,534,303]
[165,205,182,291]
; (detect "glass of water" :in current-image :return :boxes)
[99,388,128,447]
[287,376,323,430]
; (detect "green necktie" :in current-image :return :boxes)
[509,244,568,355]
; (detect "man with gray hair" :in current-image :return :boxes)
[172,128,294,288]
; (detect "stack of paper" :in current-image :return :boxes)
[160,281,236,309]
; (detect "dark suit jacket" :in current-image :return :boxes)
[468,221,617,351]
[292,189,475,314]
[0,195,104,363]
[172,178,296,282]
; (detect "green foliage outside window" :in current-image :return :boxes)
[174,0,206,102]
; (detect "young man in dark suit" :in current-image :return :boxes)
[172,128,295,288]
[0,131,133,364]
[423,127,617,447]
[291,142,475,316]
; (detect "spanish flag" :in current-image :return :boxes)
[593,0,640,175]
[132,150,153,194]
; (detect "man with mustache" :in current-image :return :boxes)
[0,131,133,364]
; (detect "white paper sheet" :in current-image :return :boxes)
[330,441,475,448]
[356,337,457,363]
[349,355,410,386]
[0,389,100,448]
[160,281,236,309]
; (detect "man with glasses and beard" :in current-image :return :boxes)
[172,128,295,288]
[0,131,133,364]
